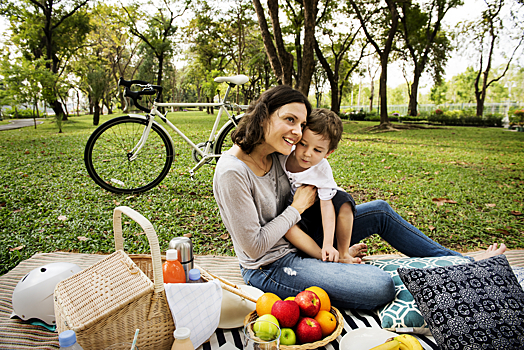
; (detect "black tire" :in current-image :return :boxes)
[215,115,242,157]
[84,116,174,194]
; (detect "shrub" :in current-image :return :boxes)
[435,108,443,115]
[3,107,38,119]
[510,110,524,126]
[365,113,380,121]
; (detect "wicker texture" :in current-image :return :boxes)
[244,307,343,350]
[54,206,175,350]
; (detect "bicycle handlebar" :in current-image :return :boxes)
[118,77,163,113]
[118,76,249,114]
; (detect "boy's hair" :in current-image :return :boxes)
[306,108,343,151]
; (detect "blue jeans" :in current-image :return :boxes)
[240,200,470,310]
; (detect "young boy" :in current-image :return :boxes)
[278,108,359,263]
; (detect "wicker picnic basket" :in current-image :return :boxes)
[54,206,175,350]
[244,307,344,350]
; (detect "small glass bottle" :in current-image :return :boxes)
[59,330,84,350]
[163,249,186,283]
[187,269,205,283]
[171,327,194,350]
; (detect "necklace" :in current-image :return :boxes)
[247,153,270,175]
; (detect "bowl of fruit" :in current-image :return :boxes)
[244,286,344,349]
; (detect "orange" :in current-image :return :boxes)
[314,310,337,337]
[306,286,331,311]
[256,292,281,316]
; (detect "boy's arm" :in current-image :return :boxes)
[320,199,339,262]
[285,225,322,260]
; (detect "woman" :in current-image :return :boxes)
[213,85,506,310]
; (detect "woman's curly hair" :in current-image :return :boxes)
[231,85,312,154]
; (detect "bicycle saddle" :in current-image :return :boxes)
[214,75,249,86]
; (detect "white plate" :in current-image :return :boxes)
[218,285,264,329]
[339,328,398,350]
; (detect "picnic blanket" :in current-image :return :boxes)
[2,251,524,349]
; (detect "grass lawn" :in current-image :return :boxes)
[1,112,523,275]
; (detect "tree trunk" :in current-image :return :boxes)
[476,96,485,117]
[52,100,67,122]
[157,54,164,87]
[379,58,390,125]
[93,100,100,126]
[297,0,318,96]
[253,0,284,84]
[407,68,421,116]
[267,0,293,86]
[314,40,339,113]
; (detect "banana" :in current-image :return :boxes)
[369,339,400,350]
[394,334,423,350]
[398,342,410,350]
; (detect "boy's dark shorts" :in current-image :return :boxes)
[297,190,356,249]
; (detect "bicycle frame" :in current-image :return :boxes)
[128,82,241,177]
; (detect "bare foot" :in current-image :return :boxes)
[339,243,367,264]
[339,254,362,264]
[474,243,507,261]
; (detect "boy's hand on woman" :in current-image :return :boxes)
[291,185,317,214]
[322,245,339,262]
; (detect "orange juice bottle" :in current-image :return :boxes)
[163,249,186,283]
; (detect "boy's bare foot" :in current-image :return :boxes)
[473,243,507,261]
[338,243,367,264]
[339,254,362,264]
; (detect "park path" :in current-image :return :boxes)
[0,119,44,131]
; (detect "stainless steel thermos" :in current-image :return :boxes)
[168,237,193,282]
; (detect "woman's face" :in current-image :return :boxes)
[263,102,307,155]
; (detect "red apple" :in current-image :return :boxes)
[296,317,323,344]
[294,290,321,317]
[271,300,300,328]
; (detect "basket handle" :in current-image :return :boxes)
[113,206,164,293]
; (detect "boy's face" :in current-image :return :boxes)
[293,128,334,170]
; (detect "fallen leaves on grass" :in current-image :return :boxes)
[432,198,458,206]
[429,226,436,231]
[9,245,25,252]
[486,203,496,208]
[57,215,67,221]
[77,236,89,241]
[511,211,522,216]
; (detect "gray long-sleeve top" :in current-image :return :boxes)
[213,153,300,269]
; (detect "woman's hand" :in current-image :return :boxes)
[291,185,317,214]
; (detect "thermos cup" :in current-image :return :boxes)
[168,237,193,282]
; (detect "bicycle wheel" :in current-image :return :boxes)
[215,115,243,157]
[84,116,174,194]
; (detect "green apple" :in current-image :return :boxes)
[254,314,280,341]
[280,328,297,345]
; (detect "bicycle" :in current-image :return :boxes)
[84,74,249,194]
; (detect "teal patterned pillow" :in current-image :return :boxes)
[366,256,471,329]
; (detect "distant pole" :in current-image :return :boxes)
[358,78,362,108]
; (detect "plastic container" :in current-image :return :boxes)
[163,249,186,283]
[187,269,205,283]
[59,330,84,350]
[170,327,194,350]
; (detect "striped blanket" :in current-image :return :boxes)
[2,251,523,349]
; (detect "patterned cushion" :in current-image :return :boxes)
[366,256,471,329]
[512,266,524,289]
[398,255,524,350]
